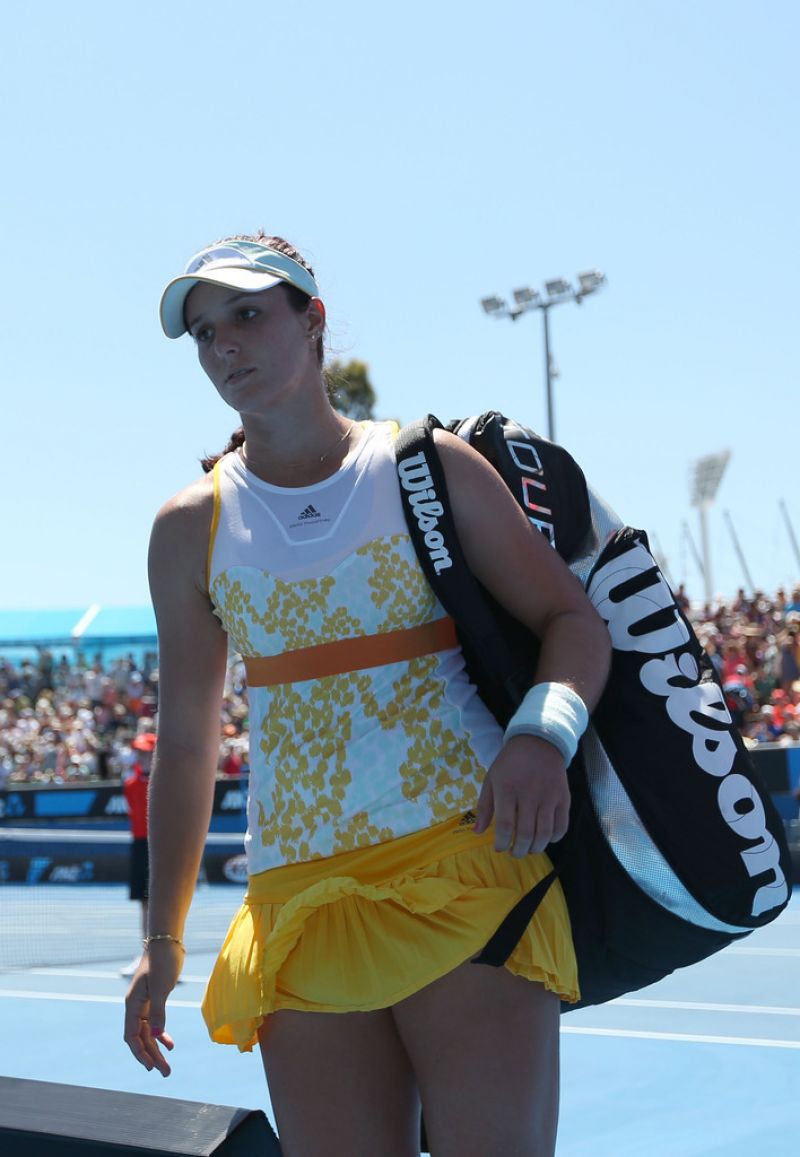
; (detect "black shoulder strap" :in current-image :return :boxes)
[395,414,578,966]
[394,415,498,637]
[395,415,538,724]
[471,867,560,966]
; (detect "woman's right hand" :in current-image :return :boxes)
[128,486,230,1076]
[123,941,184,1076]
[474,734,571,856]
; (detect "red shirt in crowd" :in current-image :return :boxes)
[123,763,149,839]
[222,749,243,777]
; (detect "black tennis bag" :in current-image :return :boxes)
[395,411,792,1010]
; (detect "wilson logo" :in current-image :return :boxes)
[588,543,788,918]
[398,452,453,573]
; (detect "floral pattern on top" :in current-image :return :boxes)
[210,534,501,871]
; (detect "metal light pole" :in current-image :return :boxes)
[779,499,800,571]
[690,451,730,605]
[682,521,707,586]
[480,270,606,441]
[723,510,756,593]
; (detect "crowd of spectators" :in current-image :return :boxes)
[1,582,798,788]
[0,651,248,788]
[679,583,800,744]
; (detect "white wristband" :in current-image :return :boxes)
[503,682,589,766]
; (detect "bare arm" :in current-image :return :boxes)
[124,477,229,1075]
[434,430,612,856]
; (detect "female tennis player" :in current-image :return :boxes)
[123,233,611,1156]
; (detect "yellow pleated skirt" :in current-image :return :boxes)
[201,815,579,1052]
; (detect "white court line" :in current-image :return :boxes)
[614,998,800,1016]
[563,1026,800,1049]
[0,989,201,1008]
[766,908,800,924]
[2,991,799,1050]
[725,946,800,957]
[4,988,799,1020]
[18,968,209,983]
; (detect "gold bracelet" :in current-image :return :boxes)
[143,933,185,952]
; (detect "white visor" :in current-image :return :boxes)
[159,241,319,338]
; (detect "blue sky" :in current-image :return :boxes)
[4,0,798,610]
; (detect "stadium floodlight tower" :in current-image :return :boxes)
[690,450,731,606]
[480,269,606,441]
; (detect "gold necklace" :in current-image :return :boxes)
[319,421,355,463]
[239,421,355,474]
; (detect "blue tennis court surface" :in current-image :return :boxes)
[1,888,797,1155]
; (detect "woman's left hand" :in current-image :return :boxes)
[474,735,571,857]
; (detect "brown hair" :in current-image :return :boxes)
[199,232,325,474]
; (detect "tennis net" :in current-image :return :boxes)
[0,827,246,971]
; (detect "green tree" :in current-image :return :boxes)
[325,358,377,420]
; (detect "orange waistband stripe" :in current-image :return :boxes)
[244,616,458,687]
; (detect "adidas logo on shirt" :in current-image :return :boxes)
[297,504,322,521]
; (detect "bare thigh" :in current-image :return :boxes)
[392,961,561,1157]
[258,1008,420,1157]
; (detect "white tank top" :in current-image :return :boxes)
[208,420,503,874]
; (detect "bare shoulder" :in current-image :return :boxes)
[430,427,592,628]
[149,471,216,597]
[431,426,485,468]
[153,471,215,536]
[148,469,230,754]
[148,470,228,695]
[431,427,531,520]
